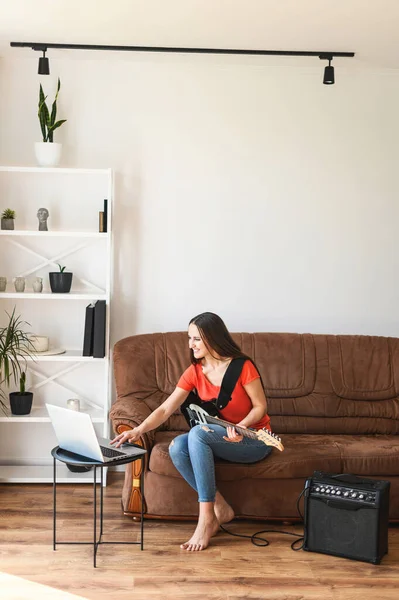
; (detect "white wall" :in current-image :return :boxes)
[1,55,399,340]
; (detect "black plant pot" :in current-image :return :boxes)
[49,272,73,293]
[9,392,33,415]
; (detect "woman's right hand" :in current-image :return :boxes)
[110,427,142,448]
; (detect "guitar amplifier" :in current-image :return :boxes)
[303,471,390,564]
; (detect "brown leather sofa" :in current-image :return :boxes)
[110,332,399,520]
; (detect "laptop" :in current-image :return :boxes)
[46,403,146,463]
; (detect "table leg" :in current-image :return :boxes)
[100,467,104,538]
[53,456,57,551]
[140,459,144,550]
[93,466,97,568]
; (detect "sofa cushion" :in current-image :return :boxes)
[149,431,342,480]
[334,435,399,476]
[240,332,316,398]
[328,335,397,400]
[149,431,399,481]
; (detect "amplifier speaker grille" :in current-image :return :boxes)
[303,472,390,564]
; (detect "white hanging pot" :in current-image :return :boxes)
[34,142,62,167]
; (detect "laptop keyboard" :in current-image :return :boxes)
[100,445,126,458]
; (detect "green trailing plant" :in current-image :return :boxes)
[38,78,67,143]
[1,209,16,220]
[57,263,66,273]
[0,308,33,413]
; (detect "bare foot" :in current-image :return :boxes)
[214,498,235,525]
[180,516,220,551]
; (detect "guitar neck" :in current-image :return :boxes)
[205,415,257,440]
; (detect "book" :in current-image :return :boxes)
[99,211,104,232]
[103,199,108,233]
[83,304,95,356]
[92,300,106,358]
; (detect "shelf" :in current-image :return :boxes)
[0,166,111,175]
[0,464,104,483]
[0,166,112,487]
[0,292,107,300]
[0,230,108,237]
[25,350,106,362]
[0,406,104,423]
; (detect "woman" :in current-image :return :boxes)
[111,312,272,551]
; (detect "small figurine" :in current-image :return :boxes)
[14,277,26,293]
[32,277,43,293]
[37,207,49,231]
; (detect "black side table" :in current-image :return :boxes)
[51,446,147,567]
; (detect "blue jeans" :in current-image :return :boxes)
[168,424,272,502]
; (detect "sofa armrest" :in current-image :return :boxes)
[109,395,155,516]
[109,395,155,450]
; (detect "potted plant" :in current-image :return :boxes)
[1,208,16,230]
[9,371,34,415]
[35,78,67,167]
[49,263,73,293]
[0,308,33,415]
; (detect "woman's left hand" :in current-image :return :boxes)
[223,425,244,443]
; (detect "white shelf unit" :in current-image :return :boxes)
[0,166,113,484]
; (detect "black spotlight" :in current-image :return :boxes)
[38,49,50,75]
[323,58,334,85]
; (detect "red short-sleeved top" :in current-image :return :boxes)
[177,359,271,431]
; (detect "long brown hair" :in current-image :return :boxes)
[189,312,249,365]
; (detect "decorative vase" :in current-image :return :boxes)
[14,277,26,292]
[28,335,49,352]
[1,218,14,230]
[9,392,34,415]
[32,277,43,293]
[49,272,73,293]
[0,277,7,292]
[34,142,62,168]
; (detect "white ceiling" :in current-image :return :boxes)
[0,0,398,69]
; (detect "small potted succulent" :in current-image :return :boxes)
[35,78,67,167]
[49,263,73,293]
[1,209,16,230]
[9,371,34,416]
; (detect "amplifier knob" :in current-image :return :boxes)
[358,494,364,499]
[326,489,331,493]
[315,487,320,492]
[351,493,357,498]
[320,488,325,493]
[331,490,336,494]
[336,490,341,495]
[343,491,349,497]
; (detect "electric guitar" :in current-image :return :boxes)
[187,404,284,452]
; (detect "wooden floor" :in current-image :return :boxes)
[0,474,398,600]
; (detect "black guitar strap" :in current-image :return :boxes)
[215,357,247,410]
[181,357,247,427]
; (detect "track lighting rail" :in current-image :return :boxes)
[10,42,355,84]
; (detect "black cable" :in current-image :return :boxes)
[219,487,307,551]
[219,471,368,549]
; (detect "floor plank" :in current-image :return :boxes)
[0,474,398,600]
